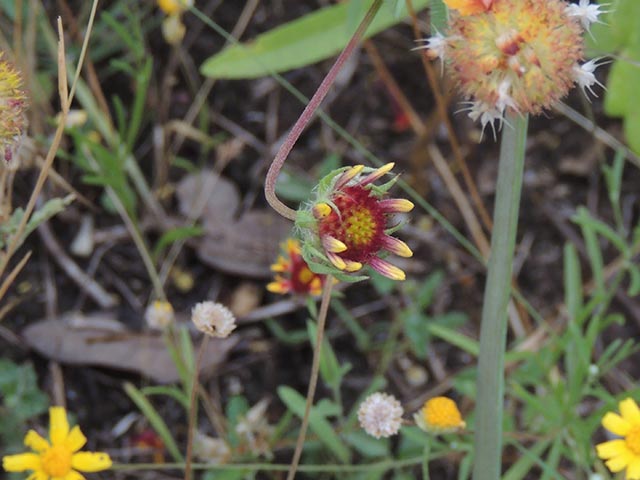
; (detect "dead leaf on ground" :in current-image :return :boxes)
[22,312,238,384]
[175,170,292,278]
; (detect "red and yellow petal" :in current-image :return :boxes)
[335,165,365,190]
[267,277,291,294]
[359,162,394,186]
[322,235,348,253]
[327,252,347,270]
[381,235,413,258]
[443,0,492,16]
[369,257,406,281]
[379,198,414,213]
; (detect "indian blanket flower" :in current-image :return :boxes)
[421,0,606,136]
[357,392,404,439]
[295,163,414,282]
[267,238,325,296]
[0,53,27,163]
[2,406,112,479]
[414,396,466,434]
[596,398,640,479]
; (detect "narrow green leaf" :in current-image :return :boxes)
[277,386,350,463]
[563,244,582,323]
[201,0,429,79]
[123,382,184,462]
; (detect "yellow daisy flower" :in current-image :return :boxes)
[2,406,112,480]
[414,396,466,434]
[596,398,640,479]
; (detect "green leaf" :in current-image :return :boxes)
[343,430,390,458]
[123,382,184,462]
[201,0,429,79]
[152,225,204,261]
[277,386,350,463]
[563,244,582,323]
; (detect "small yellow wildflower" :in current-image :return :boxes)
[2,406,112,479]
[414,396,466,434]
[596,398,640,479]
[157,0,192,16]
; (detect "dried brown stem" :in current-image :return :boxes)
[286,277,335,480]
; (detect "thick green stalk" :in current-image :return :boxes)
[472,112,528,480]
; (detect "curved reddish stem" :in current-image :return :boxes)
[265,0,385,220]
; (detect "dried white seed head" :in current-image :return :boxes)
[191,301,237,338]
[357,392,404,439]
[145,300,175,330]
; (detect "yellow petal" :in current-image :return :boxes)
[606,450,633,472]
[62,469,86,480]
[596,439,627,459]
[627,459,640,480]
[49,407,70,445]
[26,471,48,480]
[71,452,112,472]
[370,257,405,281]
[327,252,346,270]
[2,453,42,472]
[266,280,289,294]
[322,235,347,253]
[602,412,632,436]
[343,260,362,272]
[313,203,332,219]
[620,398,640,425]
[65,426,87,452]
[24,430,50,452]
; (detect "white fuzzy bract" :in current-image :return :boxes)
[565,0,609,33]
[357,392,404,439]
[573,58,606,99]
[191,301,237,338]
[459,101,507,141]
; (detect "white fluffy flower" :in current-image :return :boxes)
[357,392,404,439]
[573,58,606,99]
[191,301,237,338]
[565,0,609,34]
[414,32,448,67]
[145,300,175,330]
[459,101,507,141]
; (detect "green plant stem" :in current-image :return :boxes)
[184,335,209,480]
[422,439,431,480]
[472,112,528,480]
[287,276,335,480]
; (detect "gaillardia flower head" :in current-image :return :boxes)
[0,53,27,163]
[2,406,112,479]
[422,0,606,136]
[596,398,640,479]
[295,163,414,282]
[267,238,325,296]
[414,396,466,434]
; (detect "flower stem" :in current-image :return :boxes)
[264,0,384,220]
[472,112,528,480]
[287,276,335,480]
[184,335,209,480]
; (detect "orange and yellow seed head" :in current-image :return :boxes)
[0,54,27,162]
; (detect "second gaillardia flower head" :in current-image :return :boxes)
[295,163,414,282]
[421,0,607,136]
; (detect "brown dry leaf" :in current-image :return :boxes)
[22,312,238,383]
[176,170,291,278]
[176,169,240,227]
[196,210,291,278]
